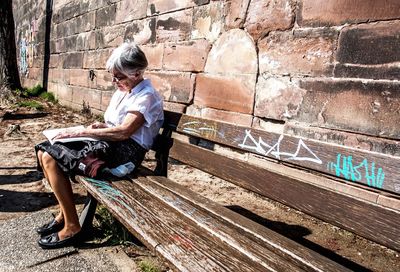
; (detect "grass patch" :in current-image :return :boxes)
[138,259,161,272]
[94,205,138,246]
[17,100,43,110]
[39,91,57,103]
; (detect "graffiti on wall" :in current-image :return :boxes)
[327,154,385,189]
[19,19,37,76]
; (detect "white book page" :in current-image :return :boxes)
[43,126,99,144]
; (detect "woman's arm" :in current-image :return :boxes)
[56,111,145,141]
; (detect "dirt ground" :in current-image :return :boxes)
[0,100,399,272]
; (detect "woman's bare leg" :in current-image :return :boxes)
[41,152,81,240]
[37,150,63,222]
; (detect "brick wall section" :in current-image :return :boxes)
[12,0,400,153]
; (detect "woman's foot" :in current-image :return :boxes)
[36,218,64,236]
[38,225,82,249]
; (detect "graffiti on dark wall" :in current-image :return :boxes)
[19,19,37,76]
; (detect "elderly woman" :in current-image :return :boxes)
[35,42,164,249]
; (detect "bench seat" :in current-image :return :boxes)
[77,173,349,272]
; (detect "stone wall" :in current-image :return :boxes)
[12,0,400,155]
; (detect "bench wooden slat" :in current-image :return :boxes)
[138,175,350,272]
[169,138,400,252]
[176,114,400,195]
[78,176,287,272]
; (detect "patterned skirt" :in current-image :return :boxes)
[35,138,147,176]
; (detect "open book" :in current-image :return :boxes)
[43,125,99,145]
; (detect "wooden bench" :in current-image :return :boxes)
[76,110,400,271]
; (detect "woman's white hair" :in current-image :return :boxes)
[106,42,148,77]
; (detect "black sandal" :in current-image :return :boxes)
[36,218,64,236]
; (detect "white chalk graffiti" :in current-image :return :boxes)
[182,121,224,138]
[239,130,322,164]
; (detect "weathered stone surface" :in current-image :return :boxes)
[163,40,210,72]
[187,105,253,126]
[258,29,337,77]
[49,54,63,68]
[64,36,79,52]
[336,21,400,65]
[76,32,91,51]
[124,19,154,45]
[55,83,73,103]
[255,76,306,120]
[194,73,255,114]
[95,4,117,28]
[101,90,114,111]
[83,49,113,69]
[146,71,195,103]
[49,68,69,84]
[224,0,250,29]
[89,70,114,91]
[377,195,400,210]
[163,101,187,113]
[148,0,209,15]
[296,79,400,139]
[62,52,83,68]
[334,64,400,81]
[100,25,125,48]
[192,1,224,42]
[69,69,90,87]
[141,44,164,70]
[156,9,192,42]
[71,86,102,110]
[76,11,95,33]
[252,117,285,134]
[205,29,257,75]
[284,122,400,157]
[115,0,147,24]
[299,0,400,27]
[53,2,81,24]
[244,0,294,41]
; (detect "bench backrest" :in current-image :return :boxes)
[150,110,400,252]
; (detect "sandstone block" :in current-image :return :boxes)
[141,43,164,70]
[83,49,113,69]
[336,21,400,65]
[194,73,255,114]
[124,19,154,45]
[334,64,400,81]
[56,83,73,103]
[95,4,117,28]
[101,25,125,48]
[156,9,192,42]
[148,0,209,15]
[69,69,89,87]
[299,0,400,27]
[187,105,253,127]
[163,40,210,72]
[115,0,147,24]
[296,79,400,138]
[71,86,102,110]
[258,29,336,77]
[88,70,114,91]
[192,1,224,42]
[146,71,194,103]
[224,0,250,29]
[244,0,294,41]
[255,76,306,121]
[101,90,114,111]
[205,29,257,75]
[163,101,187,113]
[62,52,83,68]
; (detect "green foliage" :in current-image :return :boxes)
[39,91,57,103]
[25,84,44,97]
[17,100,43,110]
[94,205,136,246]
[138,259,161,272]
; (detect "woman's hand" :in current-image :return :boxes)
[87,122,107,129]
[53,128,86,139]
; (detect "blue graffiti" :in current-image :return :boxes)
[84,178,137,219]
[327,154,385,188]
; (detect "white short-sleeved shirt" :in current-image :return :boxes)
[104,79,164,150]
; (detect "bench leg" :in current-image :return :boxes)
[79,193,98,232]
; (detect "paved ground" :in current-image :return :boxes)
[0,210,138,272]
